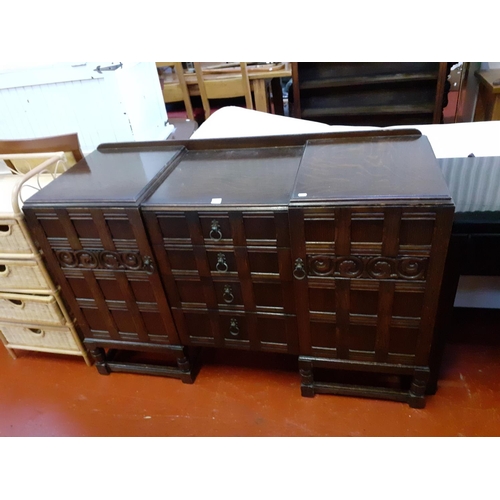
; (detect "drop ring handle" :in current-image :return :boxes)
[143,256,155,275]
[210,220,222,241]
[223,285,234,304]
[293,258,307,280]
[229,318,240,336]
[216,253,229,272]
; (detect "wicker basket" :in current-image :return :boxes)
[0,291,65,325]
[0,258,51,291]
[0,322,79,350]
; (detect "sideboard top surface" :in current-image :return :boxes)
[23,147,184,207]
[23,130,453,210]
[142,146,304,209]
[291,135,452,204]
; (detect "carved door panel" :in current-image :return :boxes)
[289,205,454,366]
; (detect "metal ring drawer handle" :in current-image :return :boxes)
[143,256,155,275]
[223,285,234,304]
[229,318,240,336]
[293,258,307,280]
[216,253,228,272]
[210,220,222,241]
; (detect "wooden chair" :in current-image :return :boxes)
[193,62,253,120]
[156,62,195,121]
[0,133,83,175]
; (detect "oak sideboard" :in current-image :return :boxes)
[23,129,454,408]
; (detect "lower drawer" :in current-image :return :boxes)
[0,257,51,291]
[173,308,298,354]
[0,291,65,325]
[0,322,80,351]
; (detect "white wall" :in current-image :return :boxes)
[0,62,172,154]
[480,62,500,70]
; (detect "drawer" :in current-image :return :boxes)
[200,212,285,246]
[172,278,289,312]
[174,308,297,353]
[0,291,65,325]
[206,248,281,276]
[155,211,288,247]
[166,247,283,277]
[0,322,80,351]
[174,279,245,309]
[0,258,51,292]
[0,218,33,254]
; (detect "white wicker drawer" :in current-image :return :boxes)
[0,291,65,325]
[0,218,32,254]
[0,258,51,292]
[0,323,79,350]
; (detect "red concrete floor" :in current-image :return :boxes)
[0,308,499,437]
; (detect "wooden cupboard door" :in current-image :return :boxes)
[289,205,454,366]
[23,206,180,345]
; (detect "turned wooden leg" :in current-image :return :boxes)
[90,347,110,375]
[299,359,315,398]
[408,368,430,408]
[176,355,194,384]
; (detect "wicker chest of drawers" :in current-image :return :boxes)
[0,168,88,362]
[23,130,454,407]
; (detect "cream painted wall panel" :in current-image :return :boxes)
[0,62,173,154]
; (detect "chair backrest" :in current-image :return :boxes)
[156,62,195,121]
[0,133,83,174]
[193,62,253,120]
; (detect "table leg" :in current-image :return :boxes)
[252,80,269,113]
